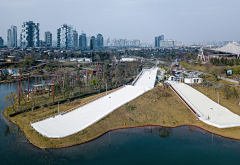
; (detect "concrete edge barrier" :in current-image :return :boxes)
[132,70,144,86]
[168,83,200,117]
[171,83,203,117]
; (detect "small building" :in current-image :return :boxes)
[184,77,203,84]
[33,84,44,94]
[82,68,97,78]
[168,75,182,82]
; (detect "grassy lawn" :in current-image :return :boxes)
[192,85,240,116]
[182,62,240,80]
[3,84,240,148]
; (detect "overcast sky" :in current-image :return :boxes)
[1,0,240,43]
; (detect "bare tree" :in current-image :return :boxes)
[4,92,17,112]
[233,87,239,100]
[223,85,232,100]
[31,93,37,113]
[204,62,212,73]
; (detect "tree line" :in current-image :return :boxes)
[210,57,240,66]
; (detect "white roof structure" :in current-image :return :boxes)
[120,58,137,62]
[211,42,240,55]
[31,68,158,138]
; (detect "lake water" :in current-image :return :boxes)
[0,82,240,165]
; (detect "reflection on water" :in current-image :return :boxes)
[144,126,173,138]
[1,82,240,165]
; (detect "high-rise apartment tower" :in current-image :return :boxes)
[155,35,164,47]
[97,34,103,48]
[73,30,78,49]
[7,25,17,48]
[79,33,87,50]
[57,24,73,49]
[20,21,39,48]
[45,31,52,47]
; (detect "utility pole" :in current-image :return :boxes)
[106,82,107,95]
[28,76,29,102]
[18,78,20,106]
[217,91,219,104]
[53,78,55,102]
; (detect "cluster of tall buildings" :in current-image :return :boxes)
[89,34,103,50]
[1,20,146,49]
[56,24,103,50]
[5,21,103,50]
[155,35,175,48]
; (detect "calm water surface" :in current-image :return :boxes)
[0,82,240,165]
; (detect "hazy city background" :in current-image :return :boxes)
[1,0,240,47]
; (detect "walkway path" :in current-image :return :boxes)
[218,76,239,84]
[31,68,158,138]
[168,81,240,128]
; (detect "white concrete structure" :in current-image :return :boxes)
[120,58,137,62]
[211,42,240,57]
[184,78,203,84]
[31,68,158,138]
[169,81,240,128]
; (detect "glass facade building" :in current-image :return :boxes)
[159,40,175,48]
[97,34,103,48]
[73,30,78,49]
[155,35,164,47]
[7,26,17,48]
[0,37,4,46]
[90,36,96,50]
[79,33,87,50]
[45,31,52,47]
[57,24,73,49]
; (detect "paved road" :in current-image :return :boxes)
[31,68,158,138]
[218,76,239,84]
[169,81,240,128]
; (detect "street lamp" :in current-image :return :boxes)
[210,108,213,142]
[58,102,60,115]
[210,108,213,125]
[109,96,111,111]
[217,91,219,104]
[106,82,107,95]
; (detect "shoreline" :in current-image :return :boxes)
[0,75,52,84]
[3,111,240,149]
[3,86,240,149]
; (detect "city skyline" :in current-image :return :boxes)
[1,0,240,44]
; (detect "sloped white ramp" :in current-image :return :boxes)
[169,81,240,128]
[31,68,158,138]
